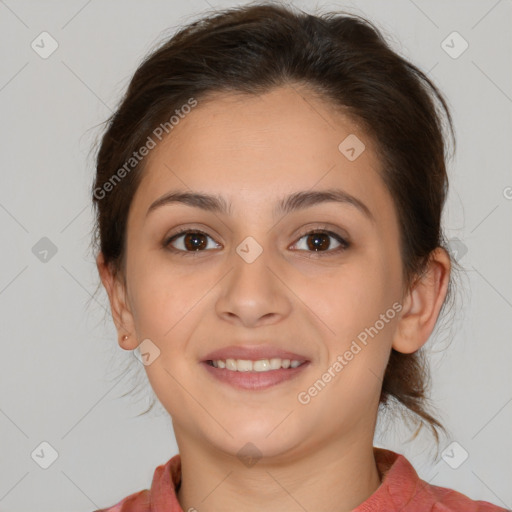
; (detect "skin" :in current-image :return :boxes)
[97,84,451,512]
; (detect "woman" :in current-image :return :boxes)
[91,3,507,511]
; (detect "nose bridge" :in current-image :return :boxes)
[215,235,291,326]
[230,235,278,300]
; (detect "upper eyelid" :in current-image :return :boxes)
[167,225,346,240]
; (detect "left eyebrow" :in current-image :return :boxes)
[275,189,375,223]
[146,188,375,223]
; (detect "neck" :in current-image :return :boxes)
[175,431,382,512]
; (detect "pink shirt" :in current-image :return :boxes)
[94,447,509,511]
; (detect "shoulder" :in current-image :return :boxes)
[421,481,510,512]
[92,455,181,512]
[371,448,509,512]
[92,489,151,512]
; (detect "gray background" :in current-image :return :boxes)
[1,0,511,510]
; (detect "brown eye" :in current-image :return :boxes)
[164,228,349,256]
[306,232,330,251]
[292,230,349,253]
[165,230,220,253]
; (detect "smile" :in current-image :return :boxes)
[207,357,305,372]
[202,359,310,390]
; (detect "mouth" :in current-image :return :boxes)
[205,357,306,372]
[200,344,311,390]
[202,345,309,364]
[201,356,310,391]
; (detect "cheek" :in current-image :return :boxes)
[307,263,386,333]
[128,263,204,414]
[127,254,208,339]
[312,255,397,374]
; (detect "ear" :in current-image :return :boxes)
[96,252,138,351]
[392,247,451,354]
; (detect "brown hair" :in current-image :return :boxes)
[91,1,460,449]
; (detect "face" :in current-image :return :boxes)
[109,85,407,460]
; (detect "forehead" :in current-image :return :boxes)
[133,85,390,219]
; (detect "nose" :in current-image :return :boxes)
[215,245,292,328]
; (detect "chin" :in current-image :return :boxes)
[216,420,303,458]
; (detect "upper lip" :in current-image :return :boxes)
[202,345,309,362]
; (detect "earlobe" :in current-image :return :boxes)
[96,252,138,350]
[392,247,451,354]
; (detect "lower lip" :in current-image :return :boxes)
[201,361,310,390]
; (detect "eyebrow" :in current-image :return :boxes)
[146,188,375,223]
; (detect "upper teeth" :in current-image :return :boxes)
[211,358,304,372]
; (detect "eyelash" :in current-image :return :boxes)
[163,226,350,257]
